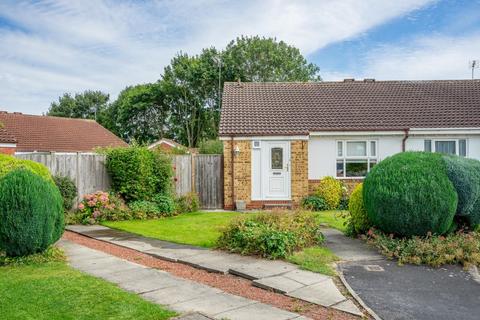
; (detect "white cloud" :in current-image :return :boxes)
[360,33,480,80]
[0,0,434,114]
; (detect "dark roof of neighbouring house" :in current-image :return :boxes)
[0,125,16,144]
[0,111,127,152]
[219,79,480,136]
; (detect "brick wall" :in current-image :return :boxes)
[291,140,309,205]
[223,140,251,209]
[0,146,15,155]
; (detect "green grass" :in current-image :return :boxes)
[314,210,348,232]
[287,246,339,276]
[103,211,244,248]
[0,261,176,320]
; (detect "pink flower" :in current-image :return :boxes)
[87,200,96,207]
[78,203,85,210]
[93,210,101,219]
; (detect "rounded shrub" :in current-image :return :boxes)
[442,155,480,217]
[53,175,78,211]
[301,195,329,211]
[363,152,457,237]
[0,154,53,182]
[0,169,64,257]
[315,176,343,210]
[348,183,371,234]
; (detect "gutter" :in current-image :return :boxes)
[402,128,410,152]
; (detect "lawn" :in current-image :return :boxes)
[104,210,346,275]
[103,211,244,248]
[0,261,176,320]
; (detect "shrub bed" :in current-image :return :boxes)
[175,192,200,213]
[53,175,77,211]
[216,211,324,259]
[0,169,64,257]
[363,152,457,236]
[366,229,480,268]
[301,195,329,211]
[77,191,130,224]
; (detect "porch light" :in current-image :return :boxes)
[234,145,241,157]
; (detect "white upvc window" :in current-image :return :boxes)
[336,140,378,178]
[424,139,467,157]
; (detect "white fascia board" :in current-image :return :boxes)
[219,135,308,141]
[409,128,480,135]
[0,143,16,148]
[309,131,405,137]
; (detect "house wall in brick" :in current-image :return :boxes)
[0,147,15,155]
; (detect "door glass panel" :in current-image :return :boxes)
[435,141,456,155]
[346,141,367,157]
[271,147,283,169]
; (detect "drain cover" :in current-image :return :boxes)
[364,265,384,272]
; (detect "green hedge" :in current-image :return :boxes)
[0,169,64,257]
[348,183,371,234]
[363,152,457,236]
[0,154,52,182]
[106,147,173,202]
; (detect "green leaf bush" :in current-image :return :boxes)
[0,169,64,257]
[217,211,324,259]
[301,195,329,211]
[0,154,53,182]
[348,183,371,235]
[106,146,173,202]
[53,175,77,211]
[153,194,176,216]
[128,201,161,219]
[198,140,223,154]
[363,152,457,237]
[315,176,343,210]
[175,192,200,213]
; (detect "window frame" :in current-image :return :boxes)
[425,139,468,157]
[336,139,378,179]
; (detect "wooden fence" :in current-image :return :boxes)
[16,152,224,209]
[15,152,111,203]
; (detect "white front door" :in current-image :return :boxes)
[263,141,291,199]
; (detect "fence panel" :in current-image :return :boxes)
[173,155,192,196]
[194,155,223,209]
[15,153,110,201]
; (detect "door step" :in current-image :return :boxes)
[263,203,293,210]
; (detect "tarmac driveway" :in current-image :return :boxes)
[340,260,480,320]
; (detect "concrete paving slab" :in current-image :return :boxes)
[282,269,330,286]
[287,279,346,307]
[321,228,382,262]
[66,225,110,233]
[229,260,298,280]
[216,302,299,320]
[70,256,142,276]
[178,251,257,274]
[252,275,305,294]
[141,281,222,305]
[145,247,206,262]
[171,292,254,315]
[174,313,213,320]
[119,273,184,294]
[100,265,168,283]
[331,299,363,317]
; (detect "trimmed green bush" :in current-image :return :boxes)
[217,211,324,259]
[106,147,173,202]
[363,152,457,237]
[348,183,371,234]
[198,140,223,154]
[443,155,480,217]
[315,176,343,210]
[129,201,160,219]
[301,195,329,211]
[0,169,64,257]
[0,154,53,182]
[53,175,77,211]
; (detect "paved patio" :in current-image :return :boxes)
[66,224,364,317]
[59,239,302,320]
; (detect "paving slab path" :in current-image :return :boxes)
[59,239,302,320]
[66,225,364,317]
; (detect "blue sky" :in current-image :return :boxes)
[0,0,479,114]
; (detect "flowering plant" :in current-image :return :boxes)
[77,191,128,224]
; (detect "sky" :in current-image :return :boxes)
[0,0,479,114]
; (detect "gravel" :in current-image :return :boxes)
[63,231,358,320]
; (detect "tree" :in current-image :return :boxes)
[222,36,321,82]
[107,84,167,144]
[47,90,109,120]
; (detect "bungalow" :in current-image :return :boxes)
[0,111,127,154]
[219,79,480,210]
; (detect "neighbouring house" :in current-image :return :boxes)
[148,138,194,154]
[219,79,480,210]
[0,111,127,154]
